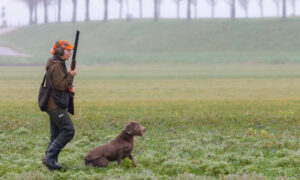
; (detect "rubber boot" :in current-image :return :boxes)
[45,141,58,163]
[43,143,62,171]
[43,142,57,171]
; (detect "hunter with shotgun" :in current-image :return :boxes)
[39,31,80,171]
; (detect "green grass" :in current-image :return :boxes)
[0,19,299,179]
[1,18,300,64]
[0,64,299,179]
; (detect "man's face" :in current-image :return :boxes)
[60,49,72,60]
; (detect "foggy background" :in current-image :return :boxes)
[0,0,298,26]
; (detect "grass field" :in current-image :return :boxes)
[0,63,299,179]
[0,19,299,179]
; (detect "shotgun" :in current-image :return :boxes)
[71,30,80,70]
[68,30,80,115]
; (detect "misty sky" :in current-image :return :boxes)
[0,0,299,26]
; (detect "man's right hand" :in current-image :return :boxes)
[70,69,77,77]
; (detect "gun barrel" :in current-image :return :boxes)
[71,30,80,70]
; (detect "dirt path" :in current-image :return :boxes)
[0,27,18,35]
[0,27,30,57]
[0,46,30,56]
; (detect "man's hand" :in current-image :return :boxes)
[68,86,75,94]
[70,87,75,94]
[70,69,77,77]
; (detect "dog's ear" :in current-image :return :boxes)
[125,122,135,135]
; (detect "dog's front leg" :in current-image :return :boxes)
[117,150,123,166]
[129,154,137,167]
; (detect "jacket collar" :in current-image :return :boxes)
[51,55,65,65]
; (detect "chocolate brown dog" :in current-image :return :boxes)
[84,121,146,167]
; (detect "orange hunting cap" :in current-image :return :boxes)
[51,40,74,54]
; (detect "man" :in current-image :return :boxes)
[43,40,77,171]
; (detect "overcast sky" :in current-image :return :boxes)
[0,0,298,26]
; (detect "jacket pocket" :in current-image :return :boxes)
[51,90,70,109]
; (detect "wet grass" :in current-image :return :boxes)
[0,64,299,179]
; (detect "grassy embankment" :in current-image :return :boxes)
[1,18,300,64]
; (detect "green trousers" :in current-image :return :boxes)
[46,108,75,149]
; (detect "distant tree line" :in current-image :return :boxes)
[14,0,299,25]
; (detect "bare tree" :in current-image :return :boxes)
[18,0,37,24]
[157,0,163,18]
[43,0,47,23]
[115,0,123,19]
[43,0,52,24]
[238,0,250,17]
[33,0,38,24]
[57,0,61,23]
[153,0,163,21]
[138,0,143,18]
[192,0,198,18]
[154,0,159,21]
[85,0,90,22]
[206,0,218,18]
[187,0,191,20]
[125,0,132,21]
[226,0,236,19]
[125,0,129,17]
[289,0,296,16]
[272,0,280,16]
[104,0,109,22]
[282,0,286,19]
[1,6,7,27]
[72,0,77,23]
[172,0,183,19]
[257,0,264,17]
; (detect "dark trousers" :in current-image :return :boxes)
[46,108,75,152]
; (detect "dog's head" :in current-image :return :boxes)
[124,121,147,136]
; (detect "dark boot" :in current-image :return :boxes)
[42,157,58,171]
[45,141,58,163]
[43,143,62,171]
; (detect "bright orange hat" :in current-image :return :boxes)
[51,40,74,55]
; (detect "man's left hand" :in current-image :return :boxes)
[69,86,75,94]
